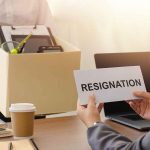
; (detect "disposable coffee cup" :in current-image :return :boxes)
[9,103,36,139]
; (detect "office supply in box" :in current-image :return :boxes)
[38,45,63,53]
[0,128,13,138]
[0,36,80,117]
[0,119,13,137]
[0,25,62,53]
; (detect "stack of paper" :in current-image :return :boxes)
[0,128,13,138]
[0,121,13,138]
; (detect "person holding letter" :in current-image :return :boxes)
[77,91,150,150]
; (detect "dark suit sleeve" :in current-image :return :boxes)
[87,123,150,150]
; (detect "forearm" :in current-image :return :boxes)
[87,123,146,150]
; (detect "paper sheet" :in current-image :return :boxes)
[0,139,36,150]
[74,66,146,104]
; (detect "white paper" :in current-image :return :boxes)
[74,66,146,104]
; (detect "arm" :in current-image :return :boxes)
[77,94,150,150]
[87,122,148,150]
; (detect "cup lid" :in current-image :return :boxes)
[9,103,36,112]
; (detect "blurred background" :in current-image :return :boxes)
[1,0,150,69]
[47,0,150,69]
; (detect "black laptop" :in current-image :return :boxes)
[94,52,150,130]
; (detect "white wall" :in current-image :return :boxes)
[47,0,150,69]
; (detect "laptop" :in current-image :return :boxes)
[94,52,150,130]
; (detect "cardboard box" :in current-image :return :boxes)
[0,37,80,117]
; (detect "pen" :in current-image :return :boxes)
[30,139,39,150]
[8,142,13,150]
[19,43,25,53]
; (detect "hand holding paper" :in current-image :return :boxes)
[127,91,150,120]
[74,66,146,105]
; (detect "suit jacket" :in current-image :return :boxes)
[87,123,150,150]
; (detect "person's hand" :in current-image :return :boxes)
[128,91,150,120]
[77,95,104,128]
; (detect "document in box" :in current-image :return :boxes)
[74,66,146,104]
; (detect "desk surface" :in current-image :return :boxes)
[0,116,147,150]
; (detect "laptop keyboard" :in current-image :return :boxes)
[121,114,144,121]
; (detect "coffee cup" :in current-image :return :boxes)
[9,103,36,139]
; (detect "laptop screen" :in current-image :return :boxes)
[94,52,150,116]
